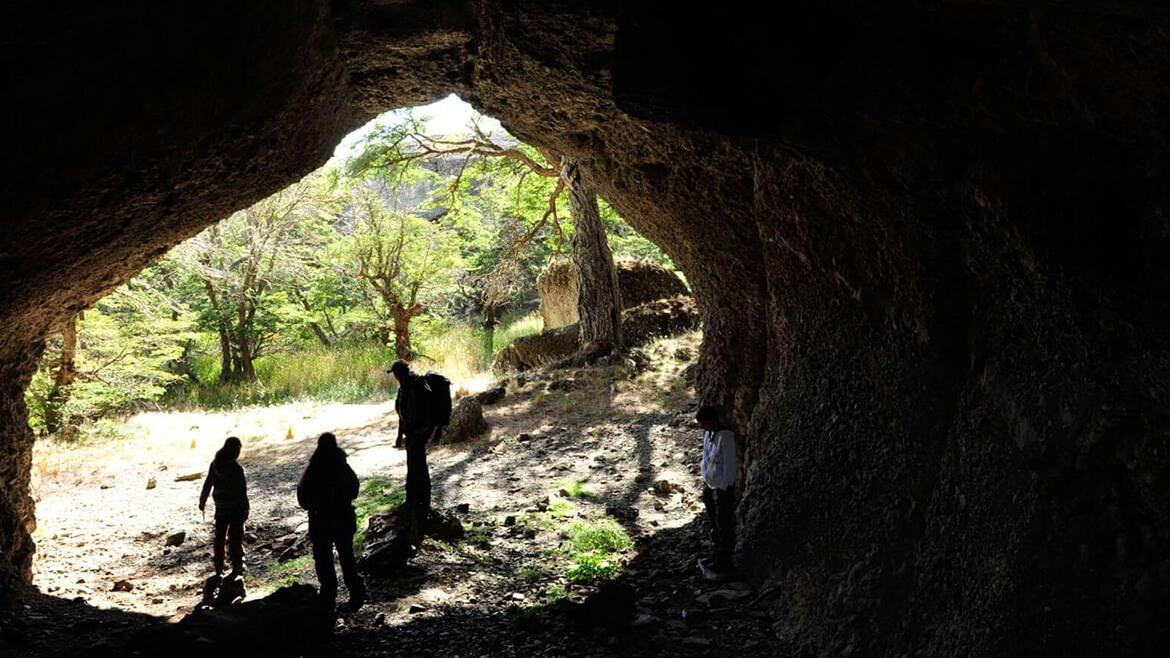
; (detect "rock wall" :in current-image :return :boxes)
[2,1,1167,654]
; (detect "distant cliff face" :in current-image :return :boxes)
[3,2,1169,655]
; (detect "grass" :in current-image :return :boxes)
[554,479,594,499]
[169,311,543,411]
[250,555,314,590]
[520,565,550,583]
[563,518,634,583]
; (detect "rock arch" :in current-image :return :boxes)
[2,2,1167,655]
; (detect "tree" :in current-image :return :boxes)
[562,158,623,351]
[346,187,462,359]
[172,177,334,382]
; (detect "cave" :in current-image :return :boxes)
[2,2,1168,655]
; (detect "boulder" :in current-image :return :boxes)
[537,258,690,331]
[511,324,580,368]
[360,505,465,574]
[441,397,489,444]
[474,386,506,405]
[490,344,526,374]
[537,258,579,330]
[620,296,701,347]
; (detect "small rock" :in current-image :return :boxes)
[523,528,538,539]
[145,477,156,490]
[511,592,525,601]
[682,636,711,647]
[112,580,134,592]
[100,483,113,490]
[374,612,387,625]
[165,531,186,547]
[504,515,516,527]
[150,597,164,604]
[654,480,675,495]
[455,503,470,515]
[517,433,532,443]
[536,496,550,512]
[408,603,426,614]
[631,613,659,628]
[474,386,506,406]
[174,472,203,483]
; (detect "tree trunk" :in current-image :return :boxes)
[391,307,417,361]
[293,287,332,346]
[44,313,79,434]
[236,331,258,383]
[482,304,499,366]
[564,158,623,352]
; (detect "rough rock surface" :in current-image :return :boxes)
[2,2,1169,655]
[537,258,579,330]
[621,297,700,348]
[538,258,690,330]
[123,584,328,657]
[441,397,488,444]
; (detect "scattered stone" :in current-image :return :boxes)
[100,483,113,490]
[474,386,506,405]
[165,531,186,547]
[654,480,675,495]
[536,496,550,512]
[682,635,711,647]
[455,503,470,515]
[631,613,659,628]
[504,515,516,527]
[441,397,489,444]
[145,477,156,490]
[517,433,532,443]
[523,528,538,539]
[409,603,426,614]
[112,579,134,592]
[373,612,387,625]
[174,472,203,483]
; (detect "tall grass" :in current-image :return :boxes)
[172,311,542,410]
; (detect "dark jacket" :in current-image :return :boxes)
[200,459,249,520]
[297,456,360,535]
[395,373,432,435]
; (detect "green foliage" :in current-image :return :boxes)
[24,271,195,434]
[354,476,406,536]
[563,518,634,583]
[554,479,594,499]
[520,565,549,583]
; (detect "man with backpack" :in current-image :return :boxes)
[388,360,451,511]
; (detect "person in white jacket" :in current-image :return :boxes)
[697,405,737,578]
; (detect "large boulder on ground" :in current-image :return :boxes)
[621,296,702,347]
[616,259,690,308]
[441,397,489,444]
[538,258,690,330]
[494,296,702,371]
[537,258,579,330]
[511,324,581,368]
[360,505,465,574]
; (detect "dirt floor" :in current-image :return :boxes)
[4,333,785,656]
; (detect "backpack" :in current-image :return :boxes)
[422,371,452,426]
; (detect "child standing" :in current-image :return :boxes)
[199,436,249,577]
[697,405,737,578]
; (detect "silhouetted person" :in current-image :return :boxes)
[199,436,249,576]
[297,432,367,610]
[696,405,737,579]
[389,360,435,511]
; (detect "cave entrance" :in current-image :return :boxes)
[25,95,704,634]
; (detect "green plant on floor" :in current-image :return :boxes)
[562,517,634,583]
[554,479,594,499]
[520,565,549,583]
